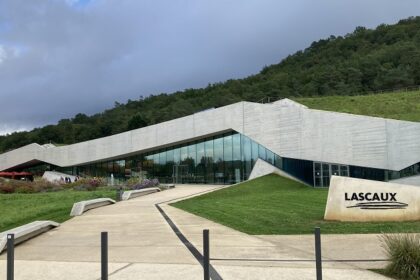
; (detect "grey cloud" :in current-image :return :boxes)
[0,0,419,134]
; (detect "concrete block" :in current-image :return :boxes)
[0,221,59,254]
[70,198,116,216]
[121,187,161,201]
[324,176,420,221]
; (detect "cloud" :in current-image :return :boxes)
[0,0,419,135]
[0,45,5,63]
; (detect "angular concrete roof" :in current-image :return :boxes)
[1,100,419,171]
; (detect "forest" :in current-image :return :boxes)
[1,16,420,153]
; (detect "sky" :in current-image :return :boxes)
[0,0,420,135]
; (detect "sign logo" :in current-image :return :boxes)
[345,192,408,210]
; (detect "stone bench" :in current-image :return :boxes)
[122,187,161,201]
[70,198,116,216]
[160,184,176,190]
[0,221,60,254]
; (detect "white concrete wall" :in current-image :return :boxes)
[42,171,77,183]
[248,159,310,186]
[1,99,420,172]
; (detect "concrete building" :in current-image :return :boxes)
[0,99,419,187]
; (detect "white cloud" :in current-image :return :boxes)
[0,45,6,63]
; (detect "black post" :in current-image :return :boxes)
[101,232,108,280]
[7,234,14,280]
[203,229,210,280]
[116,187,122,202]
[314,227,322,280]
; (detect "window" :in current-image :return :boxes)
[205,138,214,183]
[214,137,224,183]
[242,135,252,180]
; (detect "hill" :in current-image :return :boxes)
[296,89,420,122]
[1,16,420,153]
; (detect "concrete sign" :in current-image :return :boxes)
[324,176,420,222]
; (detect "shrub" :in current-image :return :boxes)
[0,184,15,194]
[15,185,36,193]
[33,179,62,192]
[131,178,160,190]
[381,233,420,280]
[126,177,142,188]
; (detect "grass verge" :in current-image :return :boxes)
[295,89,420,122]
[0,188,116,232]
[172,174,420,235]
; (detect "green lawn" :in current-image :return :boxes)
[295,90,420,122]
[172,174,420,235]
[0,189,116,232]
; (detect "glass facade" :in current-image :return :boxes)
[56,131,312,185]
[38,130,419,187]
[386,162,420,181]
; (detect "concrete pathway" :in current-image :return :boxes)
[162,205,390,279]
[0,185,391,280]
[0,185,217,280]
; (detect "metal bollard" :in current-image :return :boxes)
[101,232,108,280]
[314,227,322,280]
[7,234,14,280]
[203,229,210,280]
[116,187,122,202]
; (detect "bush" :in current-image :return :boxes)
[0,184,15,194]
[67,177,106,191]
[15,185,36,193]
[126,177,142,188]
[381,234,420,280]
[131,178,159,190]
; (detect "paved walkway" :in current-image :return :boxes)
[0,186,391,280]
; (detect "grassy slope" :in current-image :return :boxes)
[172,174,420,235]
[0,189,116,232]
[295,90,420,122]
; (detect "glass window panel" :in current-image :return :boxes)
[107,161,114,174]
[159,151,166,165]
[166,149,174,164]
[232,133,241,161]
[274,154,283,170]
[196,142,205,183]
[187,144,196,183]
[232,133,242,183]
[205,138,214,183]
[251,140,258,166]
[223,135,233,161]
[213,137,224,184]
[180,146,188,163]
[266,149,274,165]
[242,135,252,180]
[340,165,349,177]
[258,144,267,161]
[224,134,233,184]
[331,164,339,176]
[173,148,180,165]
[153,153,159,177]
[101,161,108,177]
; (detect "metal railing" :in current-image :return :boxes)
[5,227,388,280]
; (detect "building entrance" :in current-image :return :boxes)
[313,162,349,187]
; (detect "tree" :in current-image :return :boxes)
[127,114,148,130]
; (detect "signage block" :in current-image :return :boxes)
[324,176,420,222]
